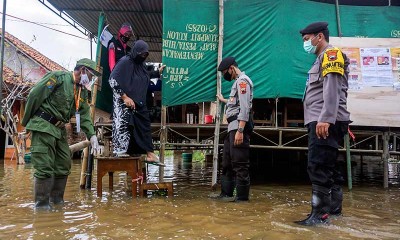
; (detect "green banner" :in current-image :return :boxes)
[161,0,400,107]
[162,0,218,106]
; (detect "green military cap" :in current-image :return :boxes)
[76,58,102,76]
[300,22,328,36]
[218,56,236,71]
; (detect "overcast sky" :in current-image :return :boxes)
[0,0,96,70]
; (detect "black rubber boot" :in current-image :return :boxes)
[234,184,250,202]
[34,177,54,211]
[330,185,343,216]
[50,176,68,204]
[295,185,331,226]
[209,176,235,199]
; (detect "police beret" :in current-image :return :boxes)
[300,22,328,35]
[218,56,236,71]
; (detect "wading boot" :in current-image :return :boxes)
[233,184,250,202]
[208,175,235,201]
[330,184,343,216]
[50,176,68,204]
[34,177,54,211]
[295,184,331,226]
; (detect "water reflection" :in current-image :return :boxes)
[0,153,400,239]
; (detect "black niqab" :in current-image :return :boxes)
[109,40,150,105]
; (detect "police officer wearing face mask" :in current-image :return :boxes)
[295,22,351,226]
[21,58,102,210]
[108,40,164,166]
[108,23,134,71]
[210,56,254,202]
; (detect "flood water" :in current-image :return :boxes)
[1,153,400,239]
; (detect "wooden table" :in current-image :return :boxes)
[96,156,141,197]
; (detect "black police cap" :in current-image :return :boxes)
[300,22,328,35]
[218,56,236,71]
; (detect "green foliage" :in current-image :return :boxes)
[192,151,205,162]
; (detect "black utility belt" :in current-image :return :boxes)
[227,115,237,123]
[35,110,66,128]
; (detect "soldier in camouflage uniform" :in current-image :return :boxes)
[295,22,351,226]
[22,58,101,210]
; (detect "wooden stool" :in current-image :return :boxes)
[138,161,174,197]
[96,156,141,197]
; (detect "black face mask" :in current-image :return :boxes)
[121,36,130,43]
[223,70,233,81]
[134,56,146,64]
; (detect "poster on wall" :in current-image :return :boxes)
[391,48,400,90]
[341,47,362,91]
[360,48,393,87]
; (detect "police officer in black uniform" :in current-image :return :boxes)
[211,56,254,202]
[295,22,351,225]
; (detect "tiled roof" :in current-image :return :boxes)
[0,28,66,71]
[2,65,34,87]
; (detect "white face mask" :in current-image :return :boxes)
[80,73,90,85]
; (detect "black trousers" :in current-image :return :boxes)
[222,130,251,186]
[307,121,348,188]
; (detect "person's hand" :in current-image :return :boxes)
[216,94,225,102]
[234,131,244,146]
[316,122,330,139]
[159,64,166,75]
[121,94,135,109]
[90,135,101,156]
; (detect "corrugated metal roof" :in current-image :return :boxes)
[44,0,163,62]
[43,0,399,63]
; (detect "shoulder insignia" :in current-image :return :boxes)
[322,47,344,77]
[239,81,247,94]
[46,77,57,89]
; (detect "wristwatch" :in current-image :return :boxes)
[237,127,244,133]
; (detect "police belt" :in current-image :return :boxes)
[34,110,66,128]
[227,115,238,123]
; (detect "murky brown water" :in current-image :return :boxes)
[1,154,400,239]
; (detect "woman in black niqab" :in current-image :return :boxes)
[108,40,163,165]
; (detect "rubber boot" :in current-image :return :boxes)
[50,176,68,204]
[234,184,250,202]
[295,185,331,226]
[330,184,343,216]
[34,177,54,210]
[209,175,235,200]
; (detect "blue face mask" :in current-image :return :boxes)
[303,35,318,54]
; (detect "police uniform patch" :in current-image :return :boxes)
[239,81,247,94]
[326,49,338,61]
[322,47,345,77]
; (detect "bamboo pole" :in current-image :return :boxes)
[160,106,167,182]
[211,0,224,189]
[80,12,105,189]
[70,140,90,153]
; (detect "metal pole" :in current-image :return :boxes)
[345,133,352,191]
[211,0,224,189]
[335,0,342,37]
[0,0,7,108]
[275,98,278,128]
[383,132,389,188]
